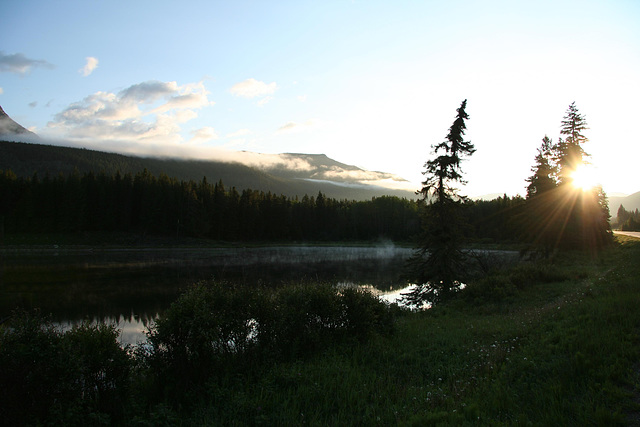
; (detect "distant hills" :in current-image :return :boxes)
[0,105,420,201]
[609,192,640,220]
[0,140,420,201]
[1,105,637,213]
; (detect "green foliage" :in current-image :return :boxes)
[0,167,420,242]
[464,261,573,303]
[406,100,475,307]
[142,281,395,400]
[521,103,612,254]
[3,239,640,425]
[616,204,640,231]
[0,311,131,425]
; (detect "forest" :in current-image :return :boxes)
[614,204,640,231]
[0,168,523,243]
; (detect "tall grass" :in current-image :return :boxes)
[2,237,640,425]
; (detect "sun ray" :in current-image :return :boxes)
[570,164,598,192]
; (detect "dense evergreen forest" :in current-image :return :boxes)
[615,205,640,231]
[0,168,523,243]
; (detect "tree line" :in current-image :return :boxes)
[0,166,529,244]
[0,169,421,242]
[615,205,640,231]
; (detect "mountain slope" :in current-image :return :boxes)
[0,140,417,200]
[609,192,640,219]
[0,106,38,138]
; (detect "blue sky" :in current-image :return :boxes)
[1,0,639,197]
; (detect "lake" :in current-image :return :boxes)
[0,245,415,345]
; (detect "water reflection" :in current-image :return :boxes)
[1,246,413,345]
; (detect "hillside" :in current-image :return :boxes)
[608,192,640,219]
[0,106,38,138]
[0,140,417,201]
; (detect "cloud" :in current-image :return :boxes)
[0,87,3,95]
[0,51,54,74]
[229,78,277,98]
[190,126,219,144]
[226,128,252,138]
[276,119,320,134]
[226,152,314,172]
[120,80,179,103]
[257,96,273,106]
[29,101,37,108]
[48,79,214,144]
[80,57,98,76]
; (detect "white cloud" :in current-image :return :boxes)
[228,152,314,171]
[229,78,277,98]
[0,87,5,94]
[48,79,214,144]
[0,51,54,74]
[256,96,273,106]
[79,57,98,76]
[190,126,219,144]
[276,119,320,134]
[297,95,307,102]
[226,128,252,138]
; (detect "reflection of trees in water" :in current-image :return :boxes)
[1,247,413,323]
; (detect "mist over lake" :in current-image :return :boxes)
[0,245,414,344]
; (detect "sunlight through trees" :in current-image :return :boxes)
[523,102,612,254]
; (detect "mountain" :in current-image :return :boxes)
[0,140,417,201]
[609,192,640,219]
[0,106,38,138]
[0,105,418,200]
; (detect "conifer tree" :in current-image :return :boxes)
[526,136,557,198]
[404,100,475,307]
[523,102,611,253]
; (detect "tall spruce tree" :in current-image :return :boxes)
[526,136,557,198]
[523,102,612,254]
[404,100,475,307]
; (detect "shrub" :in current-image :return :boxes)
[144,282,261,395]
[142,281,395,400]
[0,310,131,425]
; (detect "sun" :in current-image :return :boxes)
[570,164,599,191]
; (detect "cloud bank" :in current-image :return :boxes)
[0,51,54,74]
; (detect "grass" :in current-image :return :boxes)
[187,236,640,425]
[3,236,640,425]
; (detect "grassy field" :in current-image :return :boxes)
[185,236,640,426]
[2,236,640,425]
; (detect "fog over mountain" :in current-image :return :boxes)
[0,105,38,138]
[0,105,417,200]
[2,105,637,210]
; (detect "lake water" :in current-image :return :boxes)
[0,245,415,345]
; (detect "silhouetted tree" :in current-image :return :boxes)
[523,103,611,254]
[526,136,557,198]
[404,99,475,307]
[556,102,589,185]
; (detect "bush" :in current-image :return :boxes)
[143,281,395,399]
[0,310,131,425]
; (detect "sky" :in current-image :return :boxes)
[1,0,639,197]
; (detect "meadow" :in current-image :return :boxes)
[1,236,639,425]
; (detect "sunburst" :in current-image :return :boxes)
[570,164,598,191]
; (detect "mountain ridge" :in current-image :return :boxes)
[0,106,39,138]
[0,139,417,201]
